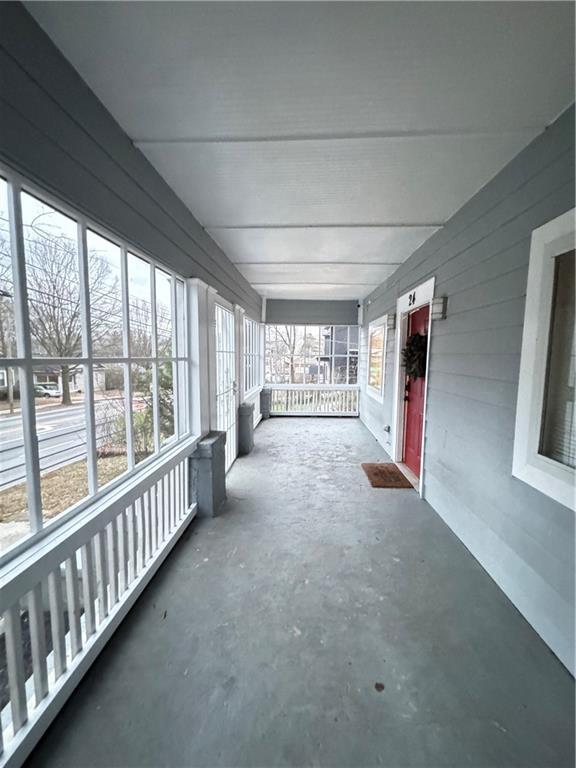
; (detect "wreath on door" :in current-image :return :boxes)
[402,333,428,379]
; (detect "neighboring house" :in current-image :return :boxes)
[0,366,107,398]
[32,366,106,394]
[318,325,359,383]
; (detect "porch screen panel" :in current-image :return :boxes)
[244,316,262,395]
[0,166,193,560]
[215,304,237,471]
[265,324,359,385]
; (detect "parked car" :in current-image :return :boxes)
[34,383,61,398]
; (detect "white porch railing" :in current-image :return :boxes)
[269,385,359,416]
[0,438,198,768]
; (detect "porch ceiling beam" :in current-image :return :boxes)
[206,223,445,230]
[133,127,541,145]
[233,261,403,267]
[252,280,374,288]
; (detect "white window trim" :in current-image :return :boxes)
[366,315,387,402]
[512,208,575,510]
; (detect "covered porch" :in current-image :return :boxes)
[0,3,574,766]
[25,418,574,768]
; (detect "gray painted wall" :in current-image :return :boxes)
[0,3,261,318]
[266,299,359,325]
[360,106,575,673]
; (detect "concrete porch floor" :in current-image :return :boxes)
[26,418,574,768]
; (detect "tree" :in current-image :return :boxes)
[101,362,173,465]
[23,211,120,405]
[0,214,17,413]
[128,298,153,358]
[265,325,322,383]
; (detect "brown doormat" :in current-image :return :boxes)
[361,463,414,489]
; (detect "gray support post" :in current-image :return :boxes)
[260,387,272,420]
[189,431,227,518]
[238,402,255,455]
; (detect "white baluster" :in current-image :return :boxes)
[106,522,118,607]
[27,584,48,705]
[80,543,96,638]
[65,556,82,658]
[48,569,67,679]
[4,603,28,731]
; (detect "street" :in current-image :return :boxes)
[0,404,88,489]
[0,394,136,491]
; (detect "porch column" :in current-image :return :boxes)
[189,430,227,517]
[188,279,215,438]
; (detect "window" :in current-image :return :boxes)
[366,316,387,401]
[243,316,263,396]
[540,251,575,466]
[265,325,359,385]
[513,209,575,510]
[0,166,192,557]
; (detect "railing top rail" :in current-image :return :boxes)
[266,384,359,390]
[0,435,199,611]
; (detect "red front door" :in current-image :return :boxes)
[403,305,429,478]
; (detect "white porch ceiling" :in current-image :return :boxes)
[28,2,574,301]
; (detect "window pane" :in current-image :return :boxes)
[128,253,152,357]
[265,324,359,385]
[540,250,575,468]
[244,318,260,393]
[0,367,31,552]
[21,192,82,358]
[175,279,186,357]
[176,360,188,436]
[349,353,359,384]
[33,365,89,523]
[244,342,251,392]
[94,364,128,487]
[368,326,384,389]
[88,230,123,357]
[0,178,16,360]
[131,362,153,464]
[349,326,359,351]
[291,327,306,383]
[158,361,175,444]
[155,268,172,357]
[304,326,321,378]
[333,356,348,384]
[333,326,349,355]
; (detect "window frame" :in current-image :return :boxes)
[366,315,387,402]
[0,161,195,563]
[243,315,263,397]
[264,324,359,386]
[512,208,575,510]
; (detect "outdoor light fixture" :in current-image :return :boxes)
[431,296,447,320]
[387,314,396,330]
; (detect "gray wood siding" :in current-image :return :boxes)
[360,106,575,672]
[0,3,261,318]
[266,299,359,325]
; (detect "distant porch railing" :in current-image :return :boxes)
[268,385,359,416]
